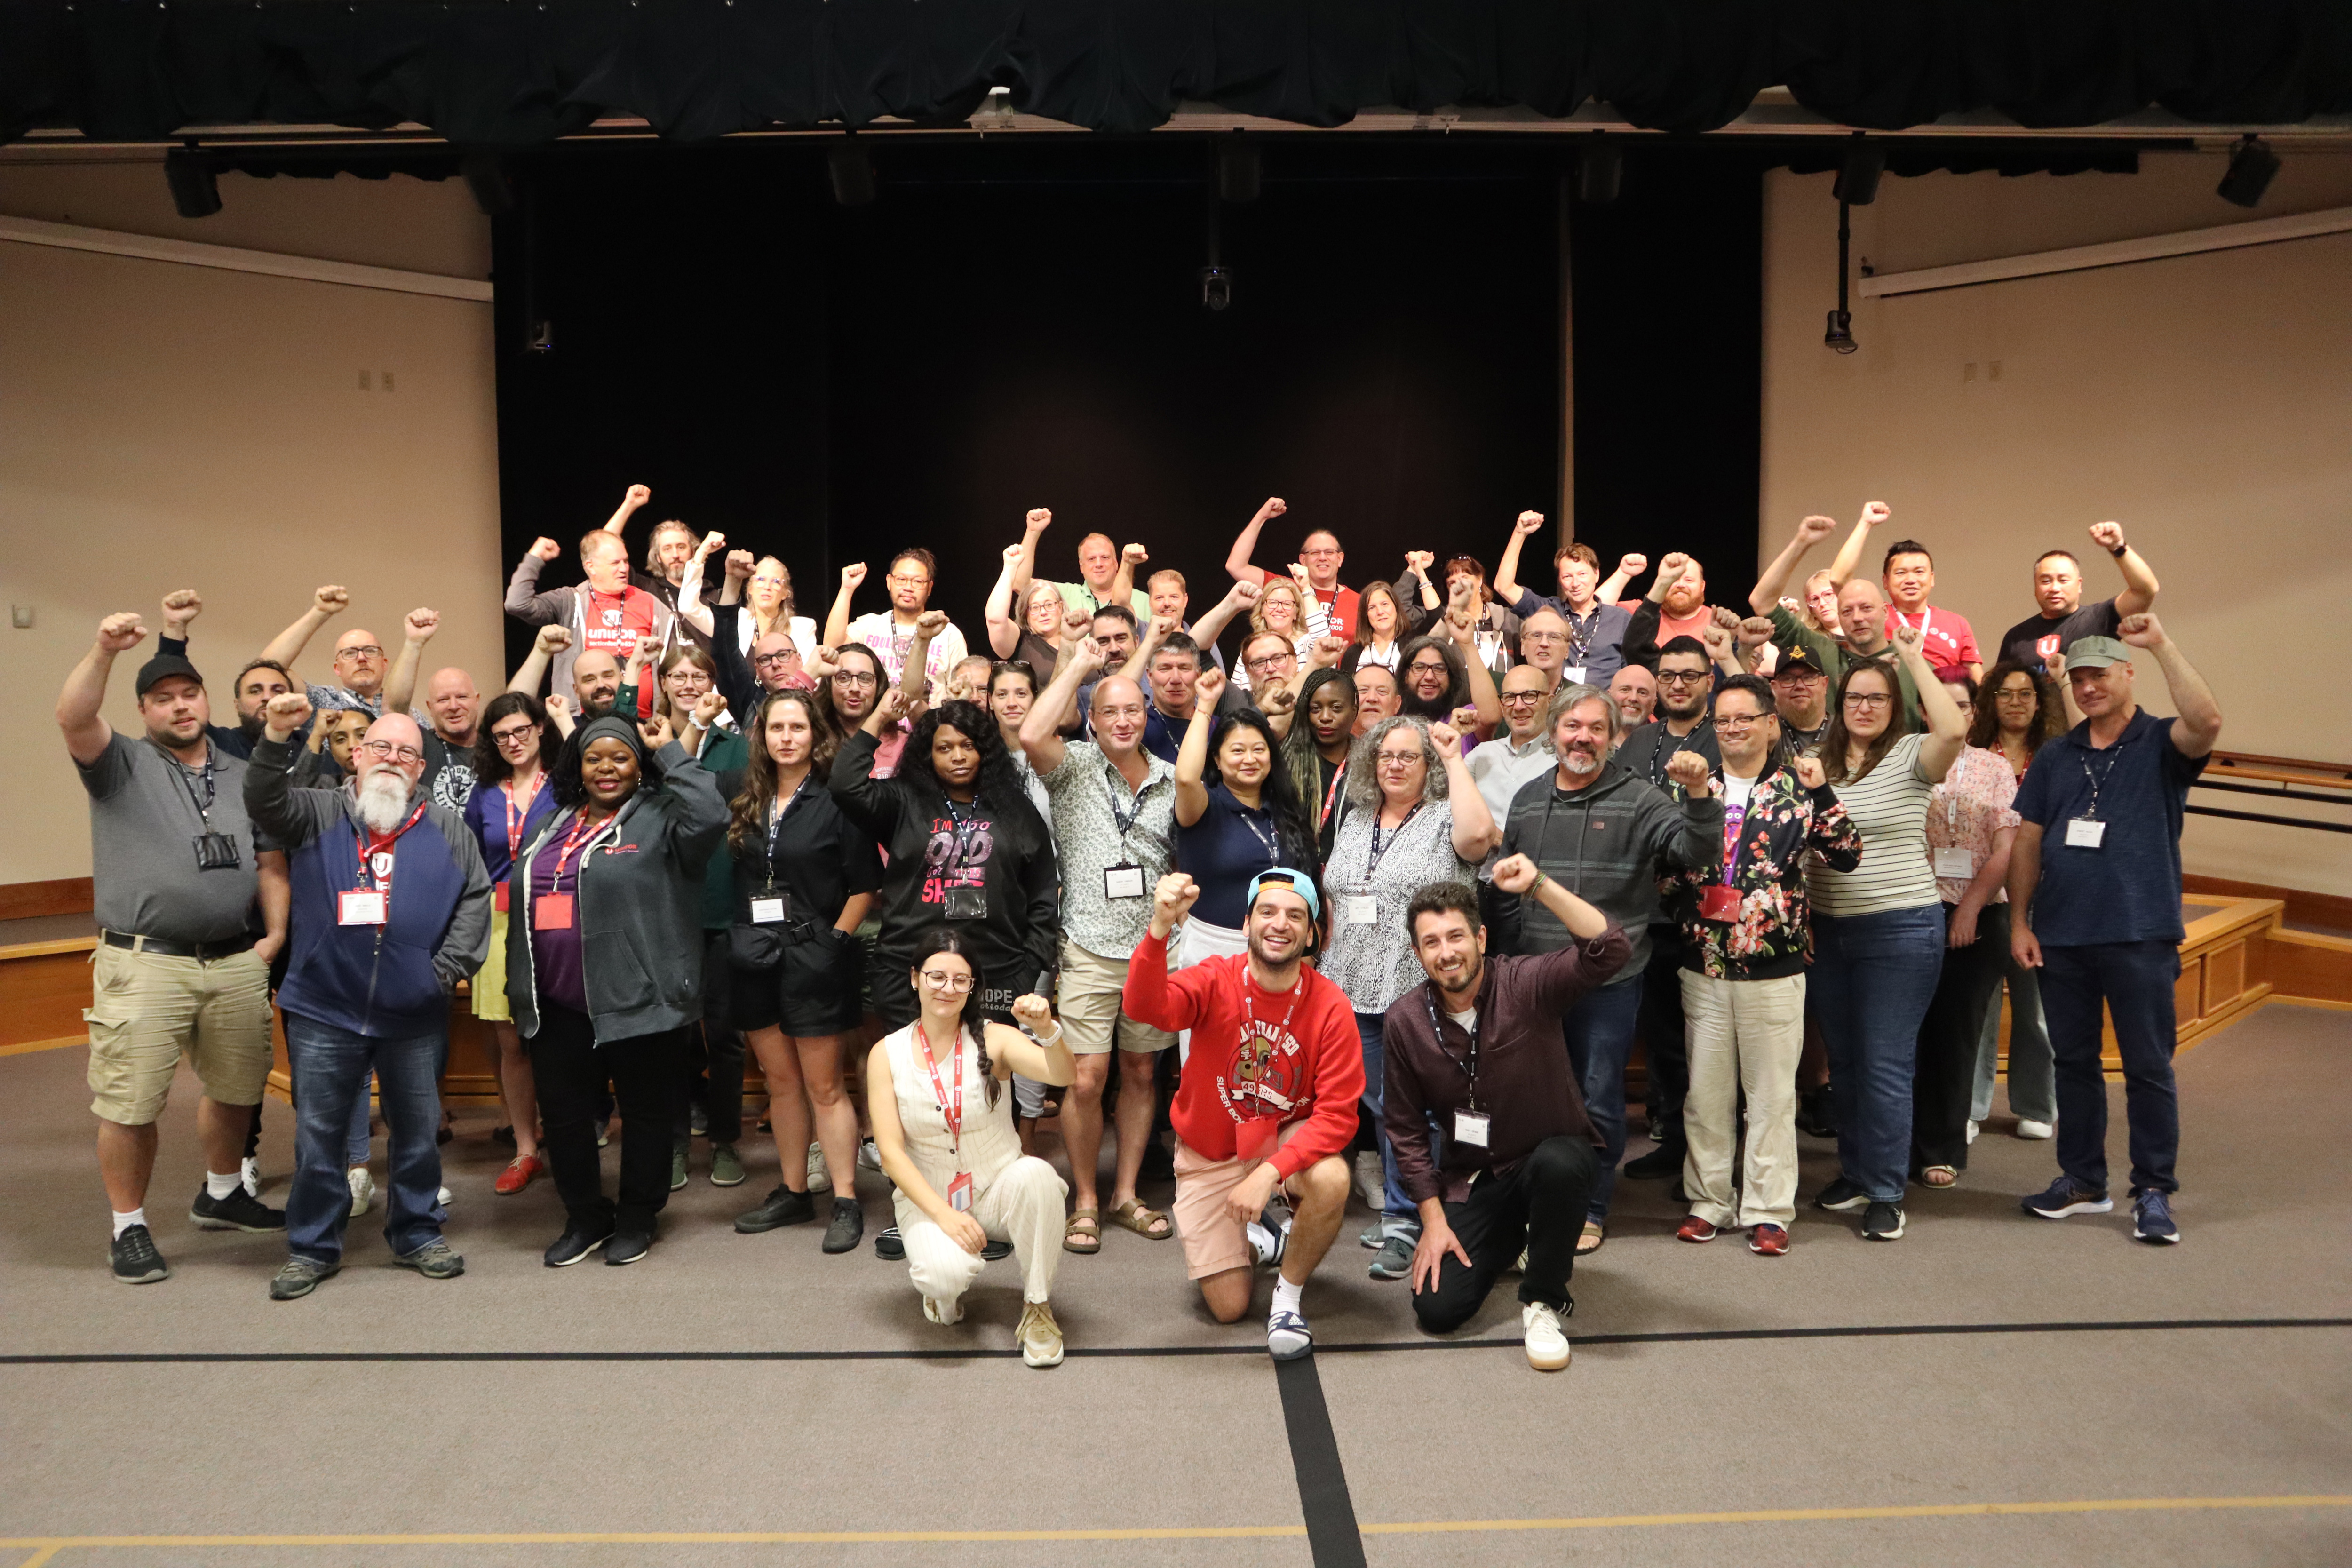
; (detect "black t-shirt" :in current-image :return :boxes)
[1614,718,1722,791]
[418,732,479,813]
[1999,597,2120,678]
[726,773,884,930]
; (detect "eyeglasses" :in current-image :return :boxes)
[1520,630,1565,645]
[491,726,537,748]
[1995,688,2039,703]
[1406,661,1449,677]
[887,574,930,589]
[919,970,975,993]
[1500,690,1545,706]
[833,671,878,688]
[1245,653,1294,673]
[358,740,423,764]
[1375,750,1423,769]
[336,645,384,661]
[1843,692,1893,709]
[753,651,801,668]
[1657,669,1709,686]
[1712,713,1771,733]
[1300,547,1341,559]
[1770,668,1823,684]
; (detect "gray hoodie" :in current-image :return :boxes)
[1493,758,1721,974]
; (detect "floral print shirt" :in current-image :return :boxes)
[1661,763,1862,981]
[1925,745,2021,905]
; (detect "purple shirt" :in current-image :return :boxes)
[527,828,588,1016]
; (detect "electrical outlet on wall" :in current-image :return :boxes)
[358,368,372,390]
[11,604,32,629]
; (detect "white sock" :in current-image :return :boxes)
[1271,1274,1304,1320]
[111,1207,145,1239]
[205,1170,241,1201]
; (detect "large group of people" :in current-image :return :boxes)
[59,490,2222,1373]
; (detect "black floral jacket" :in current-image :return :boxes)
[1660,761,1862,980]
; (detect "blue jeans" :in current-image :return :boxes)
[1356,1011,1419,1233]
[1971,952,2057,1125]
[1811,906,1945,1203]
[285,1013,446,1264]
[1562,973,1646,1224]
[2040,941,2181,1196]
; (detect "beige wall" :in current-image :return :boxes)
[1761,152,2352,897]
[0,168,499,886]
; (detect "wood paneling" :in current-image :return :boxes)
[0,878,94,921]
[2265,928,2352,1006]
[2184,874,2352,935]
[0,939,96,1047]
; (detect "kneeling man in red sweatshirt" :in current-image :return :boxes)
[1124,868,1363,1361]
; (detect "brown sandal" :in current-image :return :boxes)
[1062,1207,1101,1254]
[1576,1220,1606,1255]
[1109,1198,1174,1240]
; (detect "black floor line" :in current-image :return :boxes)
[1275,1354,1367,1568]
[2,1315,2342,1366]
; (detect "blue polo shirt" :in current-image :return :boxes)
[1176,783,1288,929]
[2013,708,2207,947]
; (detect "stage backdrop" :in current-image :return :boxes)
[492,139,1760,669]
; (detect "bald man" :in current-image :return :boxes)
[260,584,396,718]
[384,608,485,808]
[1750,513,1924,730]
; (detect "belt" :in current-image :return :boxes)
[102,929,256,963]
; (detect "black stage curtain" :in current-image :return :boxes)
[5,0,2346,143]
[489,140,1761,675]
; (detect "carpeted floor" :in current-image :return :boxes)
[2,1003,2346,1567]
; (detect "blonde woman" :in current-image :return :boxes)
[678,540,818,657]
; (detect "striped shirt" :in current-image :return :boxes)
[1808,732,1943,918]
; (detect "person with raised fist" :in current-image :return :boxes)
[1492,511,1634,685]
[1749,507,1925,730]
[381,606,483,811]
[505,517,678,721]
[1820,507,1982,682]
[1224,495,1360,642]
[826,549,970,701]
[1996,521,2162,681]
[147,589,295,759]
[259,583,397,720]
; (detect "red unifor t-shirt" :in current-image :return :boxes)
[579,586,663,718]
[1121,933,1365,1181]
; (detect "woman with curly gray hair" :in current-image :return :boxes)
[1318,713,1501,1281]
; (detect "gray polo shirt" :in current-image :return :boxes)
[78,732,273,945]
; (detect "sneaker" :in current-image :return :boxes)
[709,1144,745,1187]
[857,1138,882,1171]
[393,1238,465,1279]
[347,1166,376,1217]
[1812,1177,1870,1212]
[689,1101,709,1139]
[923,1293,965,1326]
[807,1142,832,1194]
[1351,1150,1385,1210]
[1509,1247,1527,1275]
[874,1226,905,1260]
[239,1156,261,1198]
[2132,1190,2181,1244]
[543,1223,612,1267]
[670,1145,689,1192]
[734,1186,816,1234]
[1862,1201,1906,1241]
[269,1257,338,1300]
[2015,1119,2055,1140]
[110,1224,170,1284]
[1966,1120,1980,1146]
[494,1154,543,1195]
[605,1229,652,1266]
[595,1116,610,1148]
[2022,1176,2113,1219]
[822,1197,865,1254]
[1247,1219,1286,1267]
[1748,1222,1790,1256]
[1675,1215,1720,1243]
[1368,1234,1413,1281]
[436,1186,454,1208]
[1267,1308,1313,1361]
[1521,1301,1572,1371]
[1358,1219,1386,1250]
[1621,1142,1683,1180]
[1017,1300,1065,1368]
[190,1185,286,1233]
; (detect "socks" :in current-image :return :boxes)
[1271,1274,1304,1320]
[205,1170,241,1201]
[111,1207,146,1239]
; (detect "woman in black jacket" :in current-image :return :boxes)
[507,712,728,1270]
[831,692,1060,1039]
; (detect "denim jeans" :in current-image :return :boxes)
[1811,905,1945,1203]
[1970,950,2057,1125]
[1356,1011,1421,1234]
[1637,928,1690,1140]
[1561,973,1646,1224]
[284,1012,446,1264]
[2041,940,2181,1196]
[343,1031,451,1165]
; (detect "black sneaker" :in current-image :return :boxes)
[981,1239,1013,1261]
[734,1186,816,1234]
[190,1185,286,1233]
[1795,1087,1838,1139]
[874,1226,905,1260]
[393,1239,466,1279]
[1621,1142,1683,1180]
[605,1229,652,1266]
[111,1224,170,1284]
[1812,1177,1870,1212]
[269,1257,338,1300]
[1862,1201,1906,1241]
[822,1197,865,1254]
[543,1223,613,1267]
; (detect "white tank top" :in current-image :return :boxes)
[883,1020,1025,1198]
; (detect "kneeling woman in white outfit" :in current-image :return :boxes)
[866,932,1076,1367]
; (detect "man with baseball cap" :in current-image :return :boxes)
[1768,642,1833,757]
[56,612,291,1284]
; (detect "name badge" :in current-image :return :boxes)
[2065,817,2106,850]
[1340,893,1378,927]
[945,886,988,921]
[1933,847,1976,879]
[533,892,574,930]
[947,1171,974,1213]
[1454,1110,1491,1148]
[493,880,510,914]
[1561,665,1587,686]
[1103,863,1146,900]
[338,890,386,926]
[750,896,788,925]
[1698,883,1741,923]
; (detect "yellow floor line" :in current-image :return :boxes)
[3,1496,2345,1552]
[0,1037,87,1058]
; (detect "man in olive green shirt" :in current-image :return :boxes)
[1749,509,1922,732]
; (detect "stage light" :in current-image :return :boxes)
[461,152,513,217]
[1833,139,1884,207]
[829,140,876,207]
[164,144,221,219]
[2217,135,2280,208]
[1825,198,1858,354]
[1576,143,1620,205]
[526,319,554,355]
[1200,265,1232,311]
[1218,140,1260,204]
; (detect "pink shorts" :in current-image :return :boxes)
[1171,1123,1312,1281]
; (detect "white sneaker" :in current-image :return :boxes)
[239,1157,260,1198]
[437,1186,454,1208]
[1965,1120,1980,1146]
[347,1167,376,1217]
[923,1294,965,1326]
[1017,1300,1065,1369]
[858,1138,883,1172]
[1247,1220,1285,1266]
[1522,1301,1572,1372]
[807,1142,832,1193]
[1351,1150,1384,1210]
[2015,1119,2055,1140]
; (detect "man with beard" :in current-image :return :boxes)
[1124,870,1360,1360]
[148,589,296,759]
[506,626,621,729]
[507,527,677,720]
[245,694,492,1301]
[260,584,399,719]
[1607,664,1656,733]
[1492,686,1720,1253]
[383,608,482,811]
[825,548,970,701]
[58,613,291,1284]
[598,482,712,650]
[1383,858,1629,1369]
[1766,642,1833,756]
[1618,551,1722,669]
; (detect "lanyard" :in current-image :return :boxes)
[1423,987,1482,1110]
[2078,731,2133,821]
[916,1023,964,1159]
[356,799,428,893]
[1104,756,1152,843]
[1562,601,1599,664]
[501,775,545,862]
[585,588,633,637]
[161,742,217,828]
[1366,802,1423,879]
[1233,800,1278,865]
[1240,973,1305,1077]
[765,774,813,874]
[548,811,600,888]
[1319,759,1347,828]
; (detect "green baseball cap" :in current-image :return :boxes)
[2062,636,2132,669]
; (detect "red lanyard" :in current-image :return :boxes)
[502,775,545,861]
[915,1024,964,1158]
[357,800,427,892]
[1319,760,1347,828]
[548,812,599,887]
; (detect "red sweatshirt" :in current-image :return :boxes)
[1122,932,1365,1183]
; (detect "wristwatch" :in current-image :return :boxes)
[2107,541,2128,558]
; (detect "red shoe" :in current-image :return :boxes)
[494,1154,543,1196]
[1748,1222,1790,1256]
[1675,1215,1720,1244]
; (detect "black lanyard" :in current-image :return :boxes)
[2078,731,2133,821]
[765,775,813,882]
[1366,802,1423,879]
[1424,987,1482,1111]
[1562,602,1599,665]
[1104,756,1152,844]
[161,743,217,828]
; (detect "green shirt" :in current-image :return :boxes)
[1054,580,1152,624]
[1769,605,1923,733]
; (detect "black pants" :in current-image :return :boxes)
[531,1003,683,1235]
[675,930,745,1146]
[1637,929,1690,1142]
[1411,1135,1599,1332]
[1913,903,2010,1174]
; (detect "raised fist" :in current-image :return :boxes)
[1891,623,1926,654]
[872,686,910,727]
[1737,616,1775,648]
[1153,872,1201,923]
[1232,579,1262,606]
[1122,542,1149,565]
[1859,501,1891,529]
[691,690,728,727]
[1489,853,1540,894]
[623,483,652,510]
[1795,515,1837,547]
[312,585,351,616]
[725,549,755,582]
[1194,666,1228,707]
[534,624,573,655]
[1069,636,1108,676]
[2117,612,2165,649]
[1309,635,1347,668]
[1514,510,1546,538]
[1616,553,1649,578]
[1010,992,1055,1035]
[1002,543,1026,567]
[1710,605,1743,630]
[1286,562,1314,591]
[96,612,148,653]
[1258,497,1287,520]
[1664,750,1713,792]
[1025,508,1052,530]
[543,693,572,723]
[160,589,202,629]
[915,609,950,638]
[1259,685,1296,715]
[1654,553,1691,587]
[696,530,726,558]
[529,537,562,562]
[1793,754,1827,790]
[633,634,663,663]
[1427,719,1462,752]
[1700,621,1734,657]
[1147,614,1178,644]
[404,608,440,644]
[841,562,869,591]
[1449,704,1479,731]
[2088,520,2127,551]
[639,712,674,750]
[1405,550,1435,573]
[264,691,315,739]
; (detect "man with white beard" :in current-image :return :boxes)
[1490,685,1719,1254]
[245,695,491,1301]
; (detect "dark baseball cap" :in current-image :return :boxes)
[1770,643,1826,678]
[134,654,205,698]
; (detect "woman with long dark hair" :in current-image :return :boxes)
[1964,661,2065,1142]
[460,692,560,1193]
[1280,666,1359,863]
[1176,667,1321,972]
[1342,581,1409,675]
[866,932,1075,1365]
[506,711,728,1267]
[723,689,881,1252]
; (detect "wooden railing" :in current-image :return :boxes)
[2189,748,2352,836]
